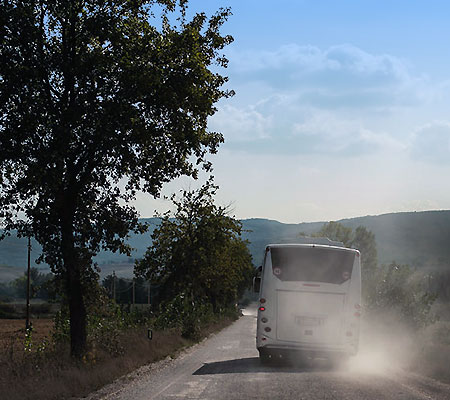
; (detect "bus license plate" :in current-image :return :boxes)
[294,316,325,326]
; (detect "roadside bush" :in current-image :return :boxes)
[154,293,215,340]
[365,262,437,329]
[52,292,152,359]
[52,308,70,344]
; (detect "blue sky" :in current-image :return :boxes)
[137,0,450,223]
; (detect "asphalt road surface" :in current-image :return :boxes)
[89,307,450,400]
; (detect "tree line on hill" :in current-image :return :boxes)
[0,267,55,303]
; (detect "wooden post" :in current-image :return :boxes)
[112,271,116,301]
[25,237,31,330]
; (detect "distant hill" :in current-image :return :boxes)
[241,211,450,268]
[1,210,449,281]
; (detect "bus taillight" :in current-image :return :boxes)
[259,306,266,311]
[260,298,266,303]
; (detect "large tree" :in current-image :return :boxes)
[135,180,254,312]
[0,0,233,357]
[314,222,377,275]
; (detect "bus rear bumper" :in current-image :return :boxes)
[257,341,358,359]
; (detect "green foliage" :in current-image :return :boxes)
[0,281,16,302]
[23,326,33,353]
[153,293,214,340]
[101,274,150,304]
[351,226,378,278]
[314,221,353,247]
[0,0,233,356]
[135,180,254,315]
[365,262,437,328]
[53,291,150,357]
[428,270,450,302]
[10,267,55,300]
[313,222,436,327]
[87,300,127,356]
[53,309,71,344]
[314,221,378,278]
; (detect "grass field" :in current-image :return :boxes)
[0,315,237,400]
[0,318,53,352]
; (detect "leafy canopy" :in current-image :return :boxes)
[135,180,254,311]
[314,221,378,277]
[315,222,436,327]
[0,0,233,259]
[0,0,233,356]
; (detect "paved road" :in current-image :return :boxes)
[90,308,450,400]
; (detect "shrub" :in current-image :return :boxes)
[365,262,437,328]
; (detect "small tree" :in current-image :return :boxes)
[313,221,353,247]
[313,222,436,327]
[135,180,254,313]
[0,0,233,357]
[314,221,378,278]
[352,226,378,280]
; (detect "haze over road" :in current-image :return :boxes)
[89,307,450,400]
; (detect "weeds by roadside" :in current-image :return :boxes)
[0,302,240,400]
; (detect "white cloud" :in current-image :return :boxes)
[230,43,412,81]
[208,43,437,158]
[410,121,450,163]
[292,112,405,155]
[208,104,273,142]
[228,44,429,109]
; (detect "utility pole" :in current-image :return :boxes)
[147,281,151,305]
[112,270,116,302]
[25,237,31,330]
[132,278,135,306]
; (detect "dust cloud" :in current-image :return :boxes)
[346,308,450,383]
[348,310,417,375]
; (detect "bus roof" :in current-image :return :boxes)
[269,237,344,247]
[266,243,360,255]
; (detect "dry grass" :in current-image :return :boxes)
[0,316,236,400]
[0,318,53,351]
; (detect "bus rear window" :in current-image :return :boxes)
[271,247,355,284]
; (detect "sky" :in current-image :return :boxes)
[136,0,450,223]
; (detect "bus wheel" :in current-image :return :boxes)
[259,349,271,365]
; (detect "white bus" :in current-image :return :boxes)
[254,243,361,363]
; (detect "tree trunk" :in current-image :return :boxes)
[67,259,87,358]
[61,206,87,358]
